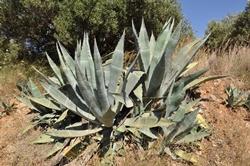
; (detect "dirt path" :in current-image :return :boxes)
[0,78,249,166]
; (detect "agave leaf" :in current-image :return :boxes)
[65,122,85,129]
[33,67,60,88]
[102,108,117,127]
[178,68,208,88]
[22,123,38,134]
[184,75,227,90]
[176,129,210,144]
[165,82,186,117]
[162,18,172,30]
[132,19,138,39]
[60,138,81,157]
[75,62,103,121]
[134,84,143,103]
[57,42,75,74]
[46,128,102,138]
[57,43,77,87]
[164,110,199,143]
[32,134,54,144]
[139,128,158,139]
[112,93,133,108]
[138,19,150,71]
[125,71,144,97]
[180,61,198,77]
[169,106,186,122]
[46,53,64,85]
[174,150,198,164]
[40,81,96,121]
[196,114,209,129]
[124,113,173,128]
[174,110,199,137]
[161,37,208,96]
[108,31,125,93]
[46,142,65,158]
[27,79,42,97]
[127,128,142,139]
[149,33,156,62]
[147,20,174,87]
[28,97,61,110]
[93,39,109,111]
[16,96,39,111]
[54,110,68,125]
[80,33,96,88]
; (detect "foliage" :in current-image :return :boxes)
[205,2,250,50]
[225,86,250,110]
[0,101,17,118]
[18,20,221,164]
[0,38,21,67]
[0,0,192,61]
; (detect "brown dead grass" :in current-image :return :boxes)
[195,46,250,88]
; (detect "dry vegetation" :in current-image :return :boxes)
[195,46,250,87]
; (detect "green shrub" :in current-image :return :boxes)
[0,38,21,66]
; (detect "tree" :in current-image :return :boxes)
[205,2,250,50]
[0,0,192,61]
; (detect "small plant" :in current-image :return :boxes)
[18,19,224,165]
[225,86,250,110]
[0,101,17,117]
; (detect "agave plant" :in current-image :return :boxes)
[225,86,250,110]
[18,19,223,164]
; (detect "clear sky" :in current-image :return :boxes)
[179,0,247,37]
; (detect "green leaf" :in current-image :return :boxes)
[124,113,173,128]
[147,20,174,92]
[57,41,75,75]
[176,130,210,144]
[54,110,68,125]
[46,128,102,138]
[184,75,227,90]
[93,39,109,111]
[138,19,150,71]
[27,79,42,97]
[46,53,64,85]
[28,97,61,110]
[40,81,96,121]
[139,128,158,139]
[134,84,143,103]
[46,142,64,158]
[32,134,54,144]
[75,61,103,120]
[108,31,125,93]
[125,71,144,97]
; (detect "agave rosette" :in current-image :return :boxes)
[17,19,225,164]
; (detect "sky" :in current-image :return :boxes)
[179,0,247,37]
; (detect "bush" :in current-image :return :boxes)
[0,38,21,66]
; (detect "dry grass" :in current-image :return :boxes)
[0,61,50,105]
[194,46,250,88]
